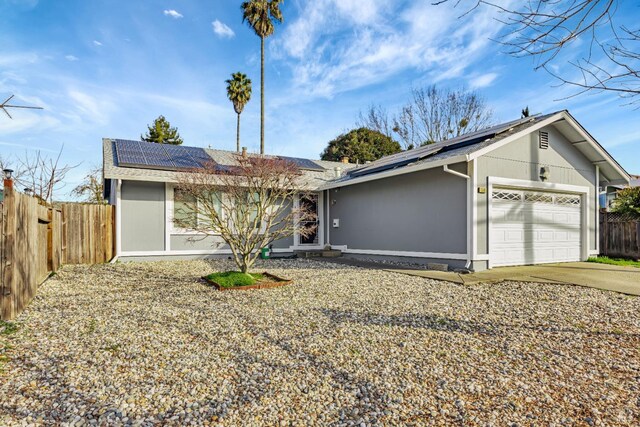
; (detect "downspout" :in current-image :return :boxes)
[110,179,122,264]
[443,165,472,269]
[595,165,600,255]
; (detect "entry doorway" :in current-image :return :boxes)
[298,194,319,245]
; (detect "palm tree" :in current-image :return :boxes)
[226,72,253,152]
[241,0,283,155]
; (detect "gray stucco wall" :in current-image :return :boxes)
[476,124,597,255]
[329,164,468,254]
[121,181,166,252]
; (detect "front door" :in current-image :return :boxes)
[299,194,319,245]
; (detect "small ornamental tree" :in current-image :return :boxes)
[141,115,184,145]
[175,155,317,273]
[611,187,640,218]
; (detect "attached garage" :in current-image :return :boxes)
[321,110,630,272]
[489,187,584,267]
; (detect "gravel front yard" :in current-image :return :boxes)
[1,259,639,426]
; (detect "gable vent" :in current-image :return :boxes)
[539,131,549,149]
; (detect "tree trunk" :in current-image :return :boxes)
[240,255,249,274]
[236,113,241,152]
[260,35,265,155]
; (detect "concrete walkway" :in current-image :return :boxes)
[387,262,640,296]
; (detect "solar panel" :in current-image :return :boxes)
[348,115,541,178]
[143,141,174,169]
[278,156,325,171]
[115,140,148,166]
[163,144,200,169]
[114,139,213,171]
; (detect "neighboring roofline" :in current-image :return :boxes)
[321,110,630,190]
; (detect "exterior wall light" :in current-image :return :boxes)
[540,166,550,181]
[3,168,13,180]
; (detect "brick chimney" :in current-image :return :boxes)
[341,156,349,164]
[241,147,247,158]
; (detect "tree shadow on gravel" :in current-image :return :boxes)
[319,308,640,338]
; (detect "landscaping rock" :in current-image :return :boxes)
[0,259,638,426]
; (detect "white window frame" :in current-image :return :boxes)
[166,184,224,236]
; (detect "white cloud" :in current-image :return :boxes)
[67,89,115,126]
[274,0,514,99]
[470,72,499,89]
[212,20,235,38]
[65,55,79,62]
[0,52,39,68]
[93,40,103,46]
[163,9,183,19]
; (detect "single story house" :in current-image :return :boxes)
[103,110,630,271]
[601,174,639,209]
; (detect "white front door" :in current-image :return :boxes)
[490,188,582,267]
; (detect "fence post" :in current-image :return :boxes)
[1,177,15,320]
[602,212,608,257]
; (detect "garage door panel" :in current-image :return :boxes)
[491,188,582,267]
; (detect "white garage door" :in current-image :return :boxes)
[490,188,582,267]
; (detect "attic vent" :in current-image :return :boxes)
[539,131,549,149]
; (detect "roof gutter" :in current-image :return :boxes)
[319,154,469,191]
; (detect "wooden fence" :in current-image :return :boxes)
[1,182,114,320]
[600,212,640,260]
[62,204,115,264]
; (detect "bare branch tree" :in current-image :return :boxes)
[357,104,393,139]
[71,165,105,203]
[0,147,76,203]
[398,85,494,145]
[435,0,640,102]
[175,155,317,273]
[392,104,419,149]
[360,86,493,149]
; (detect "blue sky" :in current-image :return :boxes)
[1,0,639,199]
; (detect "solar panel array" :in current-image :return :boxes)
[348,115,541,178]
[114,139,214,170]
[278,155,325,171]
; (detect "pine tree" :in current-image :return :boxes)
[141,115,184,145]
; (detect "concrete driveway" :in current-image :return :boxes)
[389,262,640,296]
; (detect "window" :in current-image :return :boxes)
[556,195,581,206]
[524,193,553,204]
[492,190,522,202]
[173,188,222,231]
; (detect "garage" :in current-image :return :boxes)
[490,188,582,267]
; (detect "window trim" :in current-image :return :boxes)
[166,184,223,236]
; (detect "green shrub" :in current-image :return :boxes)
[205,271,264,288]
[611,187,640,217]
